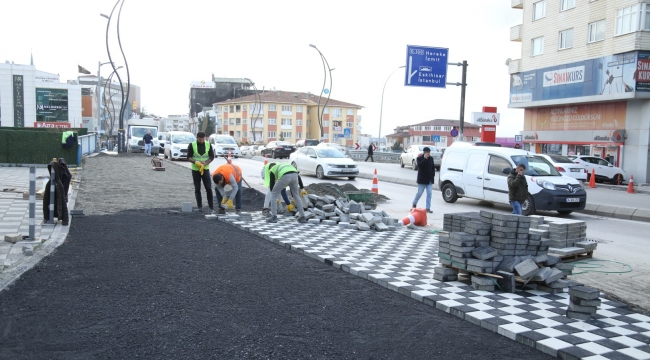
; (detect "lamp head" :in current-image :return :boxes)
[309,44,317,49]
[100,13,110,19]
[399,65,406,68]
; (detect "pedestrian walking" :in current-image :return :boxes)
[411,147,436,213]
[187,131,214,213]
[365,143,374,162]
[143,131,154,156]
[507,164,528,215]
[212,163,243,214]
[266,163,307,223]
[261,162,293,216]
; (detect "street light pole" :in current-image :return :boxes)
[379,65,405,150]
[309,44,332,141]
[96,61,112,136]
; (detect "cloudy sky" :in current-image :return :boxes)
[1,0,523,137]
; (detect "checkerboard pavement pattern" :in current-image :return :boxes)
[221,212,650,360]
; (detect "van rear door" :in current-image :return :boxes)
[483,154,512,204]
[462,151,487,199]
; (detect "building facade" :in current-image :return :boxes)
[386,119,482,149]
[213,90,362,146]
[0,62,82,128]
[509,0,650,182]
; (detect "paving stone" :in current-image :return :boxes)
[348,201,361,213]
[544,268,565,284]
[514,259,539,279]
[496,256,520,272]
[545,255,562,266]
[472,283,495,291]
[570,296,601,307]
[496,271,516,293]
[4,233,21,243]
[472,246,498,260]
[356,222,371,231]
[338,222,350,229]
[471,275,494,286]
[308,219,321,224]
[554,263,574,271]
[321,204,335,211]
[568,302,597,314]
[322,220,337,225]
[434,267,458,276]
[534,254,548,264]
[359,213,374,223]
[546,279,569,289]
[433,273,458,282]
[568,286,600,300]
[374,222,389,232]
[565,310,592,321]
[530,267,553,282]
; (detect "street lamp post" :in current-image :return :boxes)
[244,78,261,143]
[96,61,112,137]
[102,65,123,136]
[379,66,405,151]
[309,44,333,141]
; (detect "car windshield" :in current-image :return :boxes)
[511,155,561,176]
[172,134,196,144]
[317,149,345,158]
[132,128,157,137]
[214,136,236,144]
[549,155,574,164]
[305,140,320,146]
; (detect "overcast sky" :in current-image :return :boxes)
[1,0,523,137]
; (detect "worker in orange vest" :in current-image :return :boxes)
[212,163,243,214]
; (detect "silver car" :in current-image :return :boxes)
[400,145,442,170]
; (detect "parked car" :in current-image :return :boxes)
[449,141,502,147]
[240,145,250,155]
[208,134,240,158]
[290,146,359,180]
[253,145,265,156]
[439,146,586,216]
[260,141,296,159]
[400,145,442,170]
[537,154,588,181]
[316,142,346,154]
[157,132,167,155]
[164,131,196,160]
[568,155,627,184]
[295,139,320,148]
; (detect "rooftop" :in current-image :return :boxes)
[214,90,362,109]
[411,119,481,129]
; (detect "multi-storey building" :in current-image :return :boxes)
[386,119,482,149]
[213,90,362,146]
[509,0,650,182]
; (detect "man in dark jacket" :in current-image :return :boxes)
[507,164,528,215]
[412,147,436,213]
[143,131,154,156]
[365,143,374,162]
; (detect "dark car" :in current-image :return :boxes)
[296,139,320,148]
[260,141,296,159]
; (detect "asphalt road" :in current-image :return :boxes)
[0,154,554,360]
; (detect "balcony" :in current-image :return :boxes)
[281,124,292,130]
[510,25,522,42]
[508,59,521,74]
[511,0,523,8]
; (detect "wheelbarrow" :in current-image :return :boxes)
[326,185,378,210]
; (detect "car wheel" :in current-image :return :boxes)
[316,166,325,179]
[164,153,168,159]
[522,194,536,216]
[441,183,458,203]
[400,159,405,168]
[412,160,418,171]
[557,210,573,215]
[348,177,356,180]
[611,174,624,184]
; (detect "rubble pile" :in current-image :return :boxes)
[436,211,593,293]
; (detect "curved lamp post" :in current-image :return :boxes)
[379,65,405,150]
[103,66,123,135]
[244,78,261,143]
[309,44,333,140]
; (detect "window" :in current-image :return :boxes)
[306,132,310,138]
[281,132,292,139]
[268,118,277,125]
[473,137,480,142]
[229,106,234,113]
[531,37,544,56]
[281,118,292,125]
[235,105,241,112]
[268,104,277,111]
[296,132,302,139]
[442,126,452,131]
[236,118,241,125]
[333,108,342,117]
[533,1,545,20]
[347,109,354,115]
[616,5,638,35]
[433,126,441,130]
[422,135,431,142]
[229,119,234,125]
[588,20,606,42]
[235,131,241,139]
[643,4,650,30]
[223,106,228,112]
[558,29,574,50]
[242,118,247,124]
[438,136,447,145]
[268,131,276,138]
[282,105,292,112]
[323,108,329,114]
[242,105,247,111]
[297,120,303,126]
[243,131,247,138]
[488,156,512,176]
[346,121,353,128]
[323,120,329,127]
[560,0,575,11]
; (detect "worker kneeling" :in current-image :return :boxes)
[262,162,294,216]
[267,163,307,223]
[212,163,243,215]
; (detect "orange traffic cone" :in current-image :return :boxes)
[627,175,635,194]
[399,208,427,226]
[371,169,379,194]
[588,169,597,188]
[264,154,268,165]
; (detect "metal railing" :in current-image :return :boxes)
[347,150,400,163]
[78,133,98,158]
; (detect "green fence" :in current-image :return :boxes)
[0,128,83,166]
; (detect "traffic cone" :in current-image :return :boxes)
[588,169,597,188]
[398,208,427,226]
[264,154,268,165]
[627,175,635,194]
[227,150,232,164]
[371,169,379,194]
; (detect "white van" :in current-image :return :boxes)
[438,146,586,216]
[164,131,196,160]
[208,134,240,158]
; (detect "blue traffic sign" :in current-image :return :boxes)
[343,128,351,136]
[432,135,441,143]
[335,134,345,138]
[405,45,449,88]
[450,128,459,137]
[324,89,330,94]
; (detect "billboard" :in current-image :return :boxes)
[36,88,68,122]
[13,75,24,127]
[510,52,638,103]
[523,102,626,131]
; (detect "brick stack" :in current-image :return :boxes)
[566,286,601,320]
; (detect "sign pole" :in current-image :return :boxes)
[459,60,468,140]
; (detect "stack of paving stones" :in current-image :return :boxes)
[438,210,587,294]
[214,195,402,232]
[566,285,601,320]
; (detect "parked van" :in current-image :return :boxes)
[164,131,196,160]
[208,134,240,158]
[295,139,320,148]
[438,146,586,216]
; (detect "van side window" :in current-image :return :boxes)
[488,156,511,176]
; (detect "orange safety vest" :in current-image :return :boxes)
[212,164,242,184]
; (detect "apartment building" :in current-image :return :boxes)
[386,119,482,149]
[509,0,650,182]
[213,90,362,146]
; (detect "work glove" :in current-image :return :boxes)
[300,189,308,197]
[287,204,295,213]
[194,160,203,167]
[221,197,228,205]
[226,199,234,209]
[199,164,205,176]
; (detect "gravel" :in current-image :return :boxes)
[0,154,553,359]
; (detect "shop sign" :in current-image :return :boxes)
[524,102,626,131]
[190,81,215,89]
[521,130,624,143]
[471,112,500,125]
[13,75,24,127]
[34,122,71,128]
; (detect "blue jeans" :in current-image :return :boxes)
[412,182,433,210]
[510,201,522,215]
[144,143,152,155]
[215,180,243,209]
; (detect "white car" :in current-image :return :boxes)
[537,154,587,181]
[568,155,627,184]
[208,134,240,158]
[400,145,442,170]
[240,146,250,155]
[290,146,359,180]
